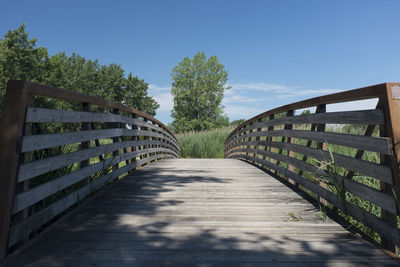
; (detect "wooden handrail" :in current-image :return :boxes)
[225,82,400,253]
[226,83,393,141]
[22,81,177,142]
[0,80,179,259]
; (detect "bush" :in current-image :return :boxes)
[177,127,233,158]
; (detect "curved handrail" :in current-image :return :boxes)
[227,83,390,142]
[225,83,400,252]
[23,81,178,143]
[0,80,179,258]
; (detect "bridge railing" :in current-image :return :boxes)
[225,83,400,252]
[0,80,179,259]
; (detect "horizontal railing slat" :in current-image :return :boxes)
[0,81,180,256]
[18,140,178,182]
[21,129,176,153]
[228,140,393,184]
[26,107,134,124]
[226,83,387,141]
[9,153,169,247]
[13,148,171,213]
[231,148,397,214]
[227,129,392,155]
[224,83,400,250]
[230,109,384,138]
[231,154,399,246]
[25,107,178,145]
[24,81,177,140]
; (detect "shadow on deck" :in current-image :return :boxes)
[3,159,397,266]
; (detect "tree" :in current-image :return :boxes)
[123,73,159,116]
[170,52,230,132]
[0,23,160,118]
[0,23,48,115]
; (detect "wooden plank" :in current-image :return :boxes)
[141,118,149,162]
[344,124,377,182]
[11,96,34,246]
[35,231,359,242]
[13,157,116,214]
[230,140,393,184]
[22,128,121,152]
[378,97,399,251]
[385,84,400,204]
[233,109,385,137]
[0,81,31,259]
[25,107,178,147]
[5,158,396,266]
[13,148,171,213]
[129,114,139,170]
[26,106,135,124]
[264,114,275,171]
[232,148,397,214]
[227,83,391,140]
[18,139,177,182]
[80,102,91,185]
[274,110,294,172]
[228,129,392,155]
[233,154,400,246]
[9,179,93,247]
[6,249,395,264]
[112,108,121,174]
[8,154,168,247]
[24,81,177,142]
[21,128,175,153]
[31,238,380,252]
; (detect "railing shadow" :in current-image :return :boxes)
[3,159,396,266]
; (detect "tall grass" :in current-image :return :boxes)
[177,127,233,158]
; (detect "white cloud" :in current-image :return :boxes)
[148,81,367,124]
[148,84,173,122]
[229,82,294,92]
[224,105,266,118]
[327,98,379,112]
[148,84,173,112]
[221,82,345,120]
[223,94,268,104]
[228,82,342,98]
[154,92,173,112]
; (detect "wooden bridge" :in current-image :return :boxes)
[1,81,400,266]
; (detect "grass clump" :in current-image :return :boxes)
[177,127,233,158]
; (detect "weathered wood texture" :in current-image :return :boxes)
[0,81,179,259]
[3,159,396,266]
[0,81,31,259]
[225,83,400,252]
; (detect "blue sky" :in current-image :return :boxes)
[1,0,400,123]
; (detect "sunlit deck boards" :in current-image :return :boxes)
[4,159,397,266]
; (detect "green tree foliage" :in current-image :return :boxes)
[0,23,48,113]
[230,119,246,127]
[171,52,230,132]
[125,73,159,116]
[0,23,159,117]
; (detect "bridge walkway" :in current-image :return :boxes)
[4,159,397,266]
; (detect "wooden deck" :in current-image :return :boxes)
[4,159,397,266]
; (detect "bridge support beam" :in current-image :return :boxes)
[0,81,30,259]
